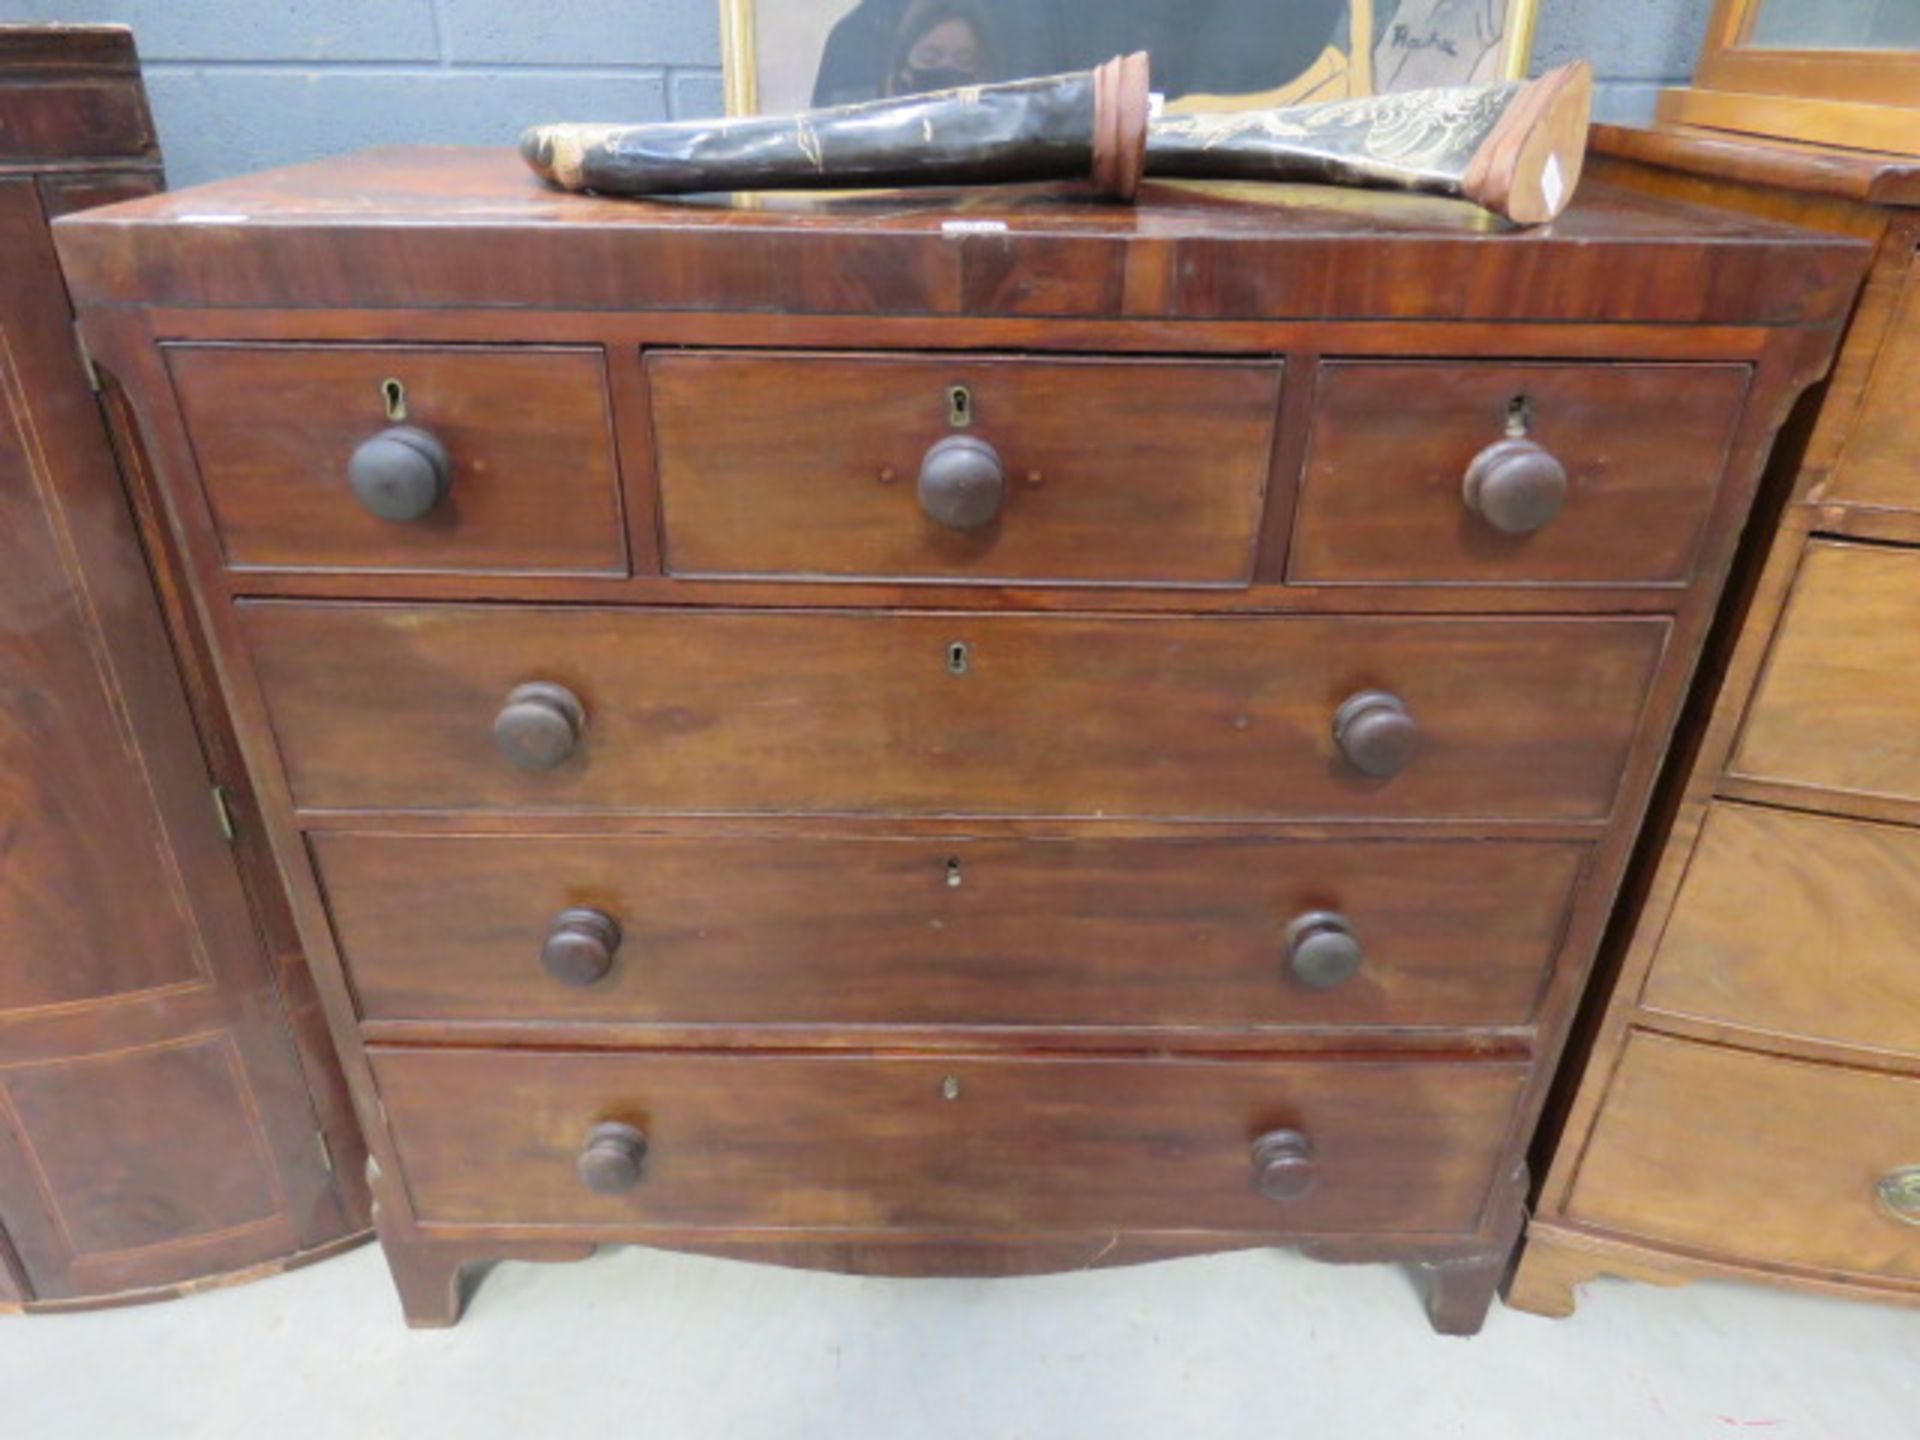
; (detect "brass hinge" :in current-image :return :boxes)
[315,1131,336,1175]
[210,783,237,843]
[73,320,100,393]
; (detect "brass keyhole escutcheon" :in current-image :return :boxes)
[940,1075,962,1101]
[947,384,972,428]
[945,857,963,887]
[947,641,970,676]
[381,376,409,423]
[1505,392,1533,437]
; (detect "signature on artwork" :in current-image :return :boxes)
[1388,25,1462,58]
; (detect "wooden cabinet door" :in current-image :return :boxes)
[0,163,359,1302]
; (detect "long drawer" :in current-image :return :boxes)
[315,832,1585,1030]
[1568,1032,1920,1282]
[371,1047,1526,1234]
[244,603,1667,820]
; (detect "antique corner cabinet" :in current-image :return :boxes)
[1508,127,1920,1318]
[0,25,368,1312]
[49,145,1864,1331]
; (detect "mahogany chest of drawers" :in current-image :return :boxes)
[50,146,1864,1331]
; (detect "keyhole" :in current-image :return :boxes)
[945,857,963,888]
[1505,394,1533,437]
[381,377,409,423]
[947,641,970,676]
[947,385,972,428]
[940,1075,962,1101]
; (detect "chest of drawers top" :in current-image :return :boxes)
[54,144,1860,324]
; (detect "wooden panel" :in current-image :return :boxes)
[373,1047,1525,1235]
[1643,803,1920,1056]
[0,206,203,1009]
[1732,542,1920,800]
[1569,1033,1920,1282]
[167,344,626,575]
[1828,249,1920,512]
[1291,362,1749,585]
[244,603,1667,821]
[650,352,1279,585]
[0,1036,281,1257]
[313,832,1586,1030]
[0,28,155,164]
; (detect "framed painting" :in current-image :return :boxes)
[721,0,1542,118]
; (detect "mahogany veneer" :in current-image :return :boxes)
[49,143,1865,1331]
[0,26,367,1313]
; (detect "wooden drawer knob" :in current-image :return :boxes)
[1333,690,1420,778]
[493,681,586,771]
[541,907,622,987]
[577,1121,648,1195]
[1463,436,1568,535]
[1285,911,1364,990]
[1878,1165,1920,1226]
[1251,1128,1317,1202]
[919,435,1005,530]
[347,425,452,522]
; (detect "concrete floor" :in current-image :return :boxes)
[5,1243,1916,1438]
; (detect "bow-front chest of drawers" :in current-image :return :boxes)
[51,147,1865,1332]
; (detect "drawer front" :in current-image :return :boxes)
[371,1047,1525,1234]
[167,344,626,574]
[315,833,1585,1030]
[648,351,1280,585]
[1826,253,1919,514]
[1569,1032,1920,1282]
[1291,362,1748,585]
[244,604,1667,821]
[1733,541,1920,800]
[1643,803,1920,1057]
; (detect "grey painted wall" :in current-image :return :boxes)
[13,0,1715,188]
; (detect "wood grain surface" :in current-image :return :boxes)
[650,351,1279,585]
[244,602,1668,821]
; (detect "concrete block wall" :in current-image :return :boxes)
[14,0,1714,188]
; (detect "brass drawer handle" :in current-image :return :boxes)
[1877,1165,1920,1226]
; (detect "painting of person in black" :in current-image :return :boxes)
[809,0,1350,108]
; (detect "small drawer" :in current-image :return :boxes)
[371,1046,1525,1235]
[242,602,1667,822]
[1290,362,1748,585]
[1643,803,1920,1057]
[648,350,1280,586]
[1826,254,1919,514]
[1569,1032,1920,1282]
[167,343,626,574]
[314,832,1585,1030]
[1733,542,1920,802]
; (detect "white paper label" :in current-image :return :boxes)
[1541,155,1565,216]
[941,219,1009,236]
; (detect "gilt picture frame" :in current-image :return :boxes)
[720,0,1541,119]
